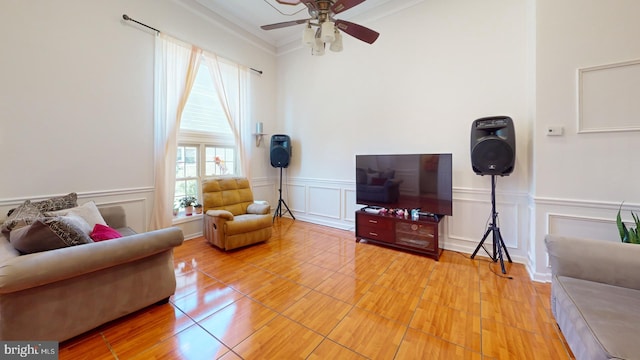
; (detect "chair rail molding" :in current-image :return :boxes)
[0,187,154,233]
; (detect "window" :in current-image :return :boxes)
[174,145,199,206]
[206,146,235,176]
[173,61,238,212]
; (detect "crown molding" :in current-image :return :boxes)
[173,0,277,56]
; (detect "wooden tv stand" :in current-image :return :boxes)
[355,209,444,260]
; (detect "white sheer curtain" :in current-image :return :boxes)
[149,34,202,230]
[203,54,251,178]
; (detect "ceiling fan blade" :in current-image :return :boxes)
[331,0,366,14]
[300,0,318,11]
[261,19,310,30]
[275,0,301,4]
[335,20,380,44]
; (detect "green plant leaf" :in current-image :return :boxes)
[631,228,640,244]
[632,211,640,228]
[617,204,630,243]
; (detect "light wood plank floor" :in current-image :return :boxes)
[59,218,575,359]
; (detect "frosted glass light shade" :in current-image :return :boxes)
[321,21,335,43]
[329,30,343,52]
[312,38,325,56]
[302,26,315,46]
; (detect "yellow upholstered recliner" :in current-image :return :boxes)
[202,177,272,251]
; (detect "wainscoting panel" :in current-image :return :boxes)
[82,189,153,233]
[344,189,357,223]
[307,186,342,220]
[447,198,493,244]
[447,198,520,250]
[547,213,618,243]
[96,198,148,234]
[530,198,640,282]
[279,178,355,229]
[286,184,307,214]
[251,181,276,208]
[173,215,204,240]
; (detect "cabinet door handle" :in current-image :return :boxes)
[369,232,378,237]
[368,220,378,224]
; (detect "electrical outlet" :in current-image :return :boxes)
[546,126,564,136]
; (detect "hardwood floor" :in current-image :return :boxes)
[59,218,575,359]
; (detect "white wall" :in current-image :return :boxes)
[272,0,640,281]
[3,0,638,279]
[274,0,534,263]
[0,0,278,238]
[531,0,640,279]
[0,0,155,198]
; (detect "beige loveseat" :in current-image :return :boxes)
[545,235,640,360]
[0,206,184,342]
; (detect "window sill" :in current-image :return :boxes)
[172,213,203,225]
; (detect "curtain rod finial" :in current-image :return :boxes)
[121,14,160,33]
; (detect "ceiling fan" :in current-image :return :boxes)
[261,0,380,55]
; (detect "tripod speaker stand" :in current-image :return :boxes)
[470,175,512,274]
[273,166,295,222]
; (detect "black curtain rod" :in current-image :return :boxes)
[122,14,263,75]
[122,14,159,33]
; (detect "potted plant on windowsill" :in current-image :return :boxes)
[617,202,640,244]
[180,196,198,216]
[194,203,203,215]
[173,204,180,217]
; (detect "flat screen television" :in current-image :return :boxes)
[356,153,452,216]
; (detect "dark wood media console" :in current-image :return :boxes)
[355,209,444,260]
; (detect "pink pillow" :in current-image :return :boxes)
[90,224,122,242]
[371,177,387,186]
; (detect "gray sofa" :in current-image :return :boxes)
[0,206,184,342]
[356,167,403,204]
[545,235,640,360]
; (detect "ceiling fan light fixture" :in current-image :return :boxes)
[302,25,315,46]
[312,38,325,56]
[260,0,379,55]
[320,21,335,43]
[329,29,343,52]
